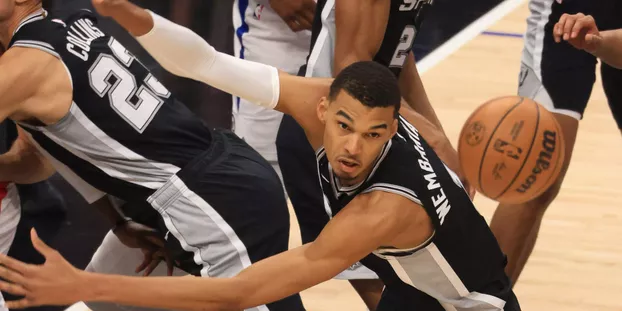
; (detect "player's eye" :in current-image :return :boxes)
[368,132,381,139]
[338,122,349,131]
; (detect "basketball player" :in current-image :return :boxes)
[0,123,21,311]
[276,0,471,304]
[554,13,622,71]
[491,0,622,285]
[0,1,307,310]
[0,5,521,310]
[231,0,313,182]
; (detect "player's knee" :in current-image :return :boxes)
[523,177,563,214]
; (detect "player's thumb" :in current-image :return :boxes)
[30,228,55,257]
[585,33,603,52]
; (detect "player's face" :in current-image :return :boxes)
[318,91,398,185]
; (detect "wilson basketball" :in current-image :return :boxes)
[458,96,565,204]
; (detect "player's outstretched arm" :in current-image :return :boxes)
[0,192,415,311]
[0,126,55,184]
[92,0,327,147]
[554,13,622,69]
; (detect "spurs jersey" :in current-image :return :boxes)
[9,10,212,203]
[316,117,514,310]
[301,0,432,78]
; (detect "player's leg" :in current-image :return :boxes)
[599,1,622,136]
[150,129,304,311]
[0,184,21,311]
[489,0,597,285]
[231,0,311,185]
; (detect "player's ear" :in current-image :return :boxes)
[317,96,329,124]
[390,117,398,137]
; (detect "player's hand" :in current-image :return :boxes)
[91,0,126,17]
[270,0,316,32]
[113,220,174,276]
[434,142,476,200]
[0,229,89,308]
[554,13,602,53]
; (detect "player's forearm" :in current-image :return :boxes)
[399,103,447,151]
[85,273,240,311]
[0,144,54,184]
[90,196,127,227]
[332,0,388,76]
[399,52,445,133]
[129,10,281,111]
[87,244,344,311]
[591,30,622,69]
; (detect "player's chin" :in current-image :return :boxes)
[333,169,358,181]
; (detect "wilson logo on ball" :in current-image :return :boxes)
[515,130,557,193]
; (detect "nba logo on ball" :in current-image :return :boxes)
[458,96,565,204]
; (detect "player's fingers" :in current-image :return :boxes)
[30,229,58,259]
[5,298,35,309]
[553,22,562,42]
[134,252,152,273]
[0,280,28,297]
[294,16,312,31]
[0,253,33,276]
[300,4,316,29]
[0,265,27,284]
[166,255,174,276]
[556,13,568,36]
[145,235,165,248]
[562,17,578,41]
[285,19,303,32]
[142,258,162,277]
[571,16,591,39]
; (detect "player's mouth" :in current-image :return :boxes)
[337,158,359,173]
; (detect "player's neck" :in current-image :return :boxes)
[0,5,44,47]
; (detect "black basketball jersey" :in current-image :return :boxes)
[9,9,213,203]
[316,116,514,309]
[299,0,432,78]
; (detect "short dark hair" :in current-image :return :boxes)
[328,61,401,118]
[41,0,54,10]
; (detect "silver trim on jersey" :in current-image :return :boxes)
[361,182,422,206]
[20,129,107,204]
[11,40,60,59]
[304,0,335,78]
[384,242,507,310]
[26,102,181,190]
[374,230,435,258]
[13,9,46,35]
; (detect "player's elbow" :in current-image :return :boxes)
[333,51,375,76]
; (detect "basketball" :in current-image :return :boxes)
[458,96,565,204]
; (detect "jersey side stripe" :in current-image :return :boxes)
[22,130,107,203]
[39,103,180,190]
[11,41,60,59]
[362,183,422,205]
[304,0,335,78]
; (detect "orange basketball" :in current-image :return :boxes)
[458,96,565,204]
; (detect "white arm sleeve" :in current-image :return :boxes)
[135,11,280,109]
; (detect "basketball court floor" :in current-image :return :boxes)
[67,1,622,311]
[294,1,622,310]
